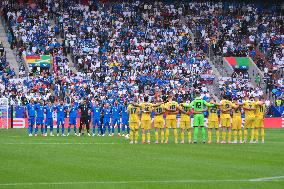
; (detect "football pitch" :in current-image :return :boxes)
[0,129,284,189]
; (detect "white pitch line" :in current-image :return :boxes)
[250,176,284,181]
[3,142,118,145]
[0,178,284,186]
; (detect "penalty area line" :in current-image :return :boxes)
[3,142,118,145]
[1,178,284,186]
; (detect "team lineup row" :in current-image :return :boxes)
[25,92,266,144]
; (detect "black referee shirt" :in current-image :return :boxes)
[79,103,91,118]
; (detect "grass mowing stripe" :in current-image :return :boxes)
[1,178,284,186]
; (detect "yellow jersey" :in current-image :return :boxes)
[243,100,256,118]
[153,103,165,121]
[208,105,218,122]
[127,104,140,122]
[165,101,179,119]
[220,100,232,118]
[255,101,266,118]
[231,103,242,119]
[179,102,191,121]
[140,103,152,121]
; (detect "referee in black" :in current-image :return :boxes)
[78,98,92,136]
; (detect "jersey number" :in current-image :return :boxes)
[170,105,176,110]
[196,102,202,109]
[131,108,137,114]
[156,107,162,113]
[210,107,217,113]
[260,106,264,112]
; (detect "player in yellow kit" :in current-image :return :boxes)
[153,98,165,144]
[178,97,192,144]
[139,96,153,144]
[218,96,233,144]
[128,97,140,144]
[231,98,243,144]
[164,95,179,144]
[242,96,256,143]
[254,96,266,143]
[207,99,220,144]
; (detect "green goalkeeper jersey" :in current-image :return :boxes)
[185,97,214,112]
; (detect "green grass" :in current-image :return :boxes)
[0,129,284,189]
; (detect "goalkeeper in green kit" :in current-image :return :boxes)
[184,91,215,143]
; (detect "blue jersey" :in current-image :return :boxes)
[35,104,45,118]
[121,105,128,120]
[44,105,54,119]
[111,105,120,118]
[92,105,101,119]
[69,105,77,118]
[103,107,111,121]
[55,105,66,118]
[26,103,36,117]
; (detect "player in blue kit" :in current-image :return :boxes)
[26,99,36,136]
[111,100,121,136]
[103,103,111,136]
[92,100,101,136]
[55,100,67,136]
[35,99,45,136]
[68,101,77,136]
[121,100,129,137]
[44,101,54,136]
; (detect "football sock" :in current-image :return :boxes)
[173,129,178,141]
[188,130,192,141]
[222,130,226,141]
[35,126,38,134]
[74,126,77,133]
[97,125,101,135]
[122,125,125,133]
[161,130,164,142]
[250,129,254,141]
[228,130,232,142]
[135,130,139,141]
[238,130,242,141]
[107,126,111,134]
[233,130,238,141]
[68,126,71,133]
[216,130,220,142]
[45,125,47,133]
[118,126,121,134]
[201,127,206,141]
[41,125,44,134]
[56,125,60,134]
[181,130,185,141]
[261,128,265,141]
[193,127,199,142]
[127,126,130,134]
[244,129,248,140]
[255,128,259,141]
[165,128,169,141]
[111,126,114,134]
[50,125,53,133]
[147,132,150,142]
[29,125,33,134]
[92,125,95,134]
[155,131,158,141]
[130,130,133,141]
[142,133,145,143]
[62,124,65,134]
[208,130,211,141]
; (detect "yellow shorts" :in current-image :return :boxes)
[254,117,264,128]
[244,117,255,129]
[220,118,231,127]
[141,120,151,130]
[232,118,242,130]
[180,120,191,129]
[166,119,177,129]
[208,120,219,129]
[129,122,139,130]
[154,119,164,129]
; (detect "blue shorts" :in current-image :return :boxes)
[92,118,101,126]
[28,117,35,126]
[45,118,53,126]
[103,119,110,126]
[57,117,65,126]
[112,117,120,125]
[36,117,44,125]
[69,117,77,125]
[122,117,129,125]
